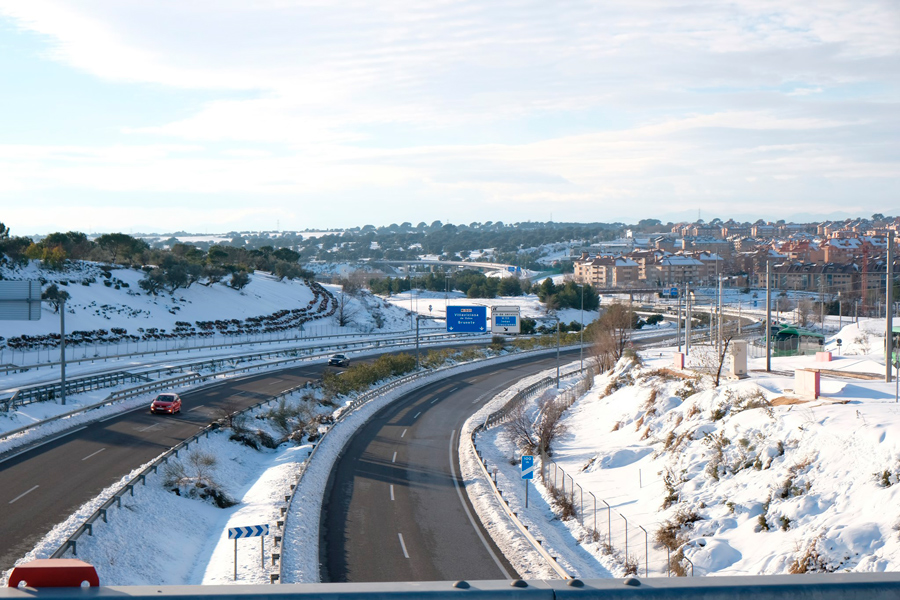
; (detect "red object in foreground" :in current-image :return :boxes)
[7,559,100,588]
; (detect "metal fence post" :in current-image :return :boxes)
[603,499,611,546]
[639,525,648,577]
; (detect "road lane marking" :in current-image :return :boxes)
[430,398,439,404]
[448,429,512,579]
[81,448,105,461]
[390,485,395,501]
[139,423,161,432]
[9,485,39,504]
[0,426,88,465]
[401,429,407,438]
[398,533,410,559]
[392,451,397,463]
[414,412,421,419]
[188,406,204,412]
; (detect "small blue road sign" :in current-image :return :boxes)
[447,306,488,332]
[228,524,269,539]
[521,455,535,480]
[667,287,679,298]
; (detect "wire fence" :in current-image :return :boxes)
[479,367,693,578]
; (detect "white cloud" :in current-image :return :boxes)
[0,0,897,229]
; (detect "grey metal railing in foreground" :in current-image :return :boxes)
[2,574,900,599]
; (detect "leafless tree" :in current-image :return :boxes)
[588,301,633,372]
[691,335,734,387]
[335,292,359,327]
[505,391,568,455]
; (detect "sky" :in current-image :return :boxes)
[0,0,898,235]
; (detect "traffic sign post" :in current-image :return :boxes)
[228,524,269,580]
[446,306,488,333]
[491,306,521,334]
[521,455,535,508]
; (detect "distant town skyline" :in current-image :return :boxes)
[1,1,898,235]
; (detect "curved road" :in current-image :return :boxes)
[321,350,580,582]
[0,344,573,576]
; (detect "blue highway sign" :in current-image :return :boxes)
[521,455,535,480]
[228,524,269,539]
[447,306,488,332]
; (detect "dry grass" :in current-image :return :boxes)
[771,396,810,406]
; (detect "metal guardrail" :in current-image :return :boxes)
[3,574,900,598]
[0,334,491,450]
[0,331,486,415]
[44,344,569,580]
[49,384,309,560]
[0,331,480,406]
[468,364,585,579]
[0,371,146,412]
[0,326,449,374]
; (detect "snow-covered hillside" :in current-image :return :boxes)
[476,318,900,578]
[0,260,428,360]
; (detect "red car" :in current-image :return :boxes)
[150,393,182,414]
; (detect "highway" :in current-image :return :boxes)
[320,351,579,582]
[0,343,574,577]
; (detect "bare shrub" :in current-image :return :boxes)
[163,451,236,508]
[788,536,836,574]
[549,486,576,520]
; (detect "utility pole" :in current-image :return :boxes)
[717,276,724,353]
[580,284,585,374]
[676,288,682,352]
[766,260,772,373]
[685,283,692,357]
[887,235,894,384]
[59,298,67,405]
[556,317,561,388]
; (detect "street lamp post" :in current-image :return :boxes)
[579,284,585,373]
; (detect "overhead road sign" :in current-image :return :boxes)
[0,281,41,321]
[491,306,521,334]
[447,306,488,333]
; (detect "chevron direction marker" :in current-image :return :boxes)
[229,524,269,539]
[229,524,270,579]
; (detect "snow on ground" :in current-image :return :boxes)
[0,260,424,368]
[470,317,900,579]
[2,346,566,586]
[460,362,598,580]
[7,389,321,586]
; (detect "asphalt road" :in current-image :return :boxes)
[320,350,580,583]
[0,342,573,575]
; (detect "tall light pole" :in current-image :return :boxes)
[59,297,67,406]
[555,316,561,388]
[766,260,772,373]
[886,235,893,384]
[580,284,585,374]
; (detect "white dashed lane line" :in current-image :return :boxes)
[398,533,410,559]
[401,429,407,438]
[9,485,39,504]
[413,412,421,419]
[81,448,105,461]
[390,485,395,501]
[392,451,397,463]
